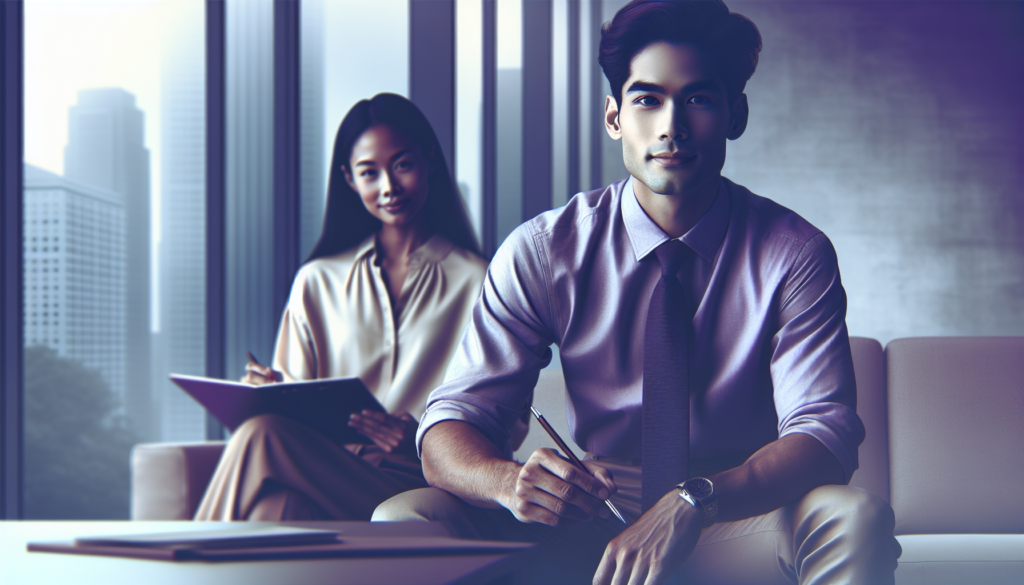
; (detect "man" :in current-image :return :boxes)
[375,1,901,583]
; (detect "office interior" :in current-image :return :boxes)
[0,0,1021,522]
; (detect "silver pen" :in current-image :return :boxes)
[530,406,628,524]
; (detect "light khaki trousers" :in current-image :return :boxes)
[194,414,426,521]
[373,458,901,585]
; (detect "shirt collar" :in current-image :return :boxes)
[621,176,730,264]
[358,232,455,265]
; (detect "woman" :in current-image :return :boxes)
[195,93,488,521]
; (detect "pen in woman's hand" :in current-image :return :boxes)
[530,406,628,524]
[245,351,282,382]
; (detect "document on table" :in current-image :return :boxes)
[27,524,534,562]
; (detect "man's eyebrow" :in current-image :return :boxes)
[625,81,666,94]
[625,79,724,95]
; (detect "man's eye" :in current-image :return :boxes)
[395,160,413,171]
[634,96,661,107]
[688,95,710,105]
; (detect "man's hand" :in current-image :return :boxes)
[506,448,617,526]
[349,410,417,455]
[593,489,702,585]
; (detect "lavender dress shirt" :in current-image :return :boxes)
[418,177,865,482]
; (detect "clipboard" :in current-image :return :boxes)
[170,374,386,445]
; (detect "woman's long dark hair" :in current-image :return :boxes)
[305,93,481,262]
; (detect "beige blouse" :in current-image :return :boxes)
[271,233,487,419]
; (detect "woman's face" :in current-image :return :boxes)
[344,124,431,228]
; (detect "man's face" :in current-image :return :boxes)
[606,41,746,198]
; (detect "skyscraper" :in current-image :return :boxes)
[157,2,207,441]
[63,88,152,438]
[23,164,126,402]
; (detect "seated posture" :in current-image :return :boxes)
[375,2,901,583]
[194,93,488,521]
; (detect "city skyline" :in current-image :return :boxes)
[64,87,153,439]
[23,163,126,408]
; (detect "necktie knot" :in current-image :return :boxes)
[654,240,688,277]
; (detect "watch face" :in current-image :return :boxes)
[683,477,714,500]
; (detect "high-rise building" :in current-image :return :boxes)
[157,2,207,441]
[156,4,206,442]
[63,88,152,438]
[23,164,126,403]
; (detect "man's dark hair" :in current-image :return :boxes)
[599,0,762,107]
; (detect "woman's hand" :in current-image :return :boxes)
[349,411,418,455]
[240,359,282,386]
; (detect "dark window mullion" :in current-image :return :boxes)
[410,0,456,180]
[0,0,24,520]
[567,0,580,199]
[522,0,552,223]
[588,0,602,190]
[482,0,496,258]
[273,0,300,322]
[206,0,226,439]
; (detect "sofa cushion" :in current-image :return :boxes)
[848,336,889,503]
[131,441,226,520]
[895,534,1024,585]
[887,337,1024,535]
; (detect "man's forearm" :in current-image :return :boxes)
[420,420,521,510]
[711,432,846,524]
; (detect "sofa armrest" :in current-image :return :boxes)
[131,441,226,520]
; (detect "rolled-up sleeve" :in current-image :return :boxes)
[771,232,865,483]
[416,224,556,459]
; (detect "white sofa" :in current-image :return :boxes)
[131,336,1024,584]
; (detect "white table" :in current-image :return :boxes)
[1,520,526,585]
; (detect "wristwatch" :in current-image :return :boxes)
[677,477,718,528]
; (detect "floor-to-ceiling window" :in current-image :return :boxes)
[299,0,410,262]
[22,0,205,519]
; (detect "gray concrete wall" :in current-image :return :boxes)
[600,0,1024,345]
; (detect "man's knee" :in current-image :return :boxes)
[373,488,489,540]
[798,484,895,535]
[372,487,465,523]
[791,485,901,583]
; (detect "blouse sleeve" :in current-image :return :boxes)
[272,271,319,382]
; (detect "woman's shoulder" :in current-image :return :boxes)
[444,244,488,274]
[292,236,375,291]
[431,236,487,281]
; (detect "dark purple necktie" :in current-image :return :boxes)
[642,240,693,513]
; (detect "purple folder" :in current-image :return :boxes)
[170,374,385,445]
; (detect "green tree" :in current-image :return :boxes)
[24,345,139,519]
